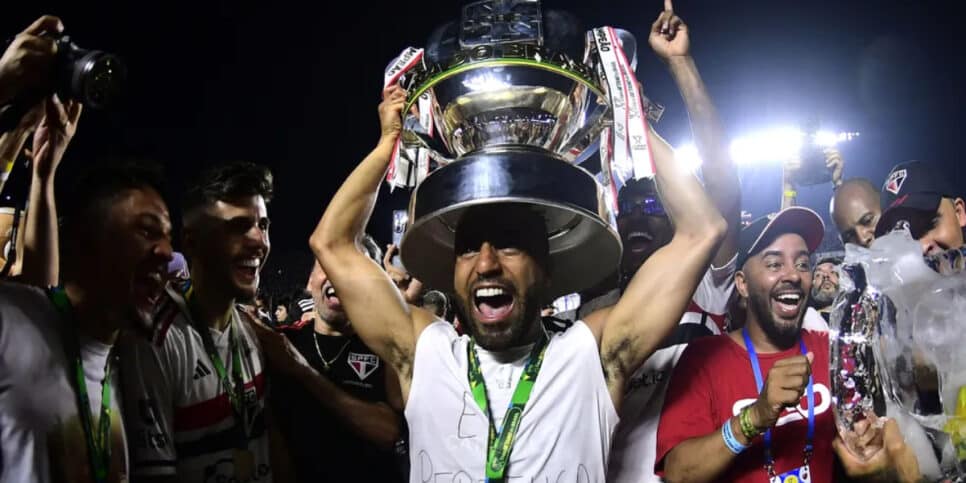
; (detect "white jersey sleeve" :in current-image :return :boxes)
[694,255,736,313]
[120,334,182,477]
[682,255,737,334]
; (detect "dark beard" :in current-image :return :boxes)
[809,285,835,310]
[747,290,802,349]
[455,284,545,351]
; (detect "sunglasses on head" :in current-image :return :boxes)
[618,196,667,217]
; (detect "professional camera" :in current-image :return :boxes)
[0,33,125,132]
[52,35,125,109]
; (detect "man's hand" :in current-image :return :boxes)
[379,85,406,143]
[749,352,814,429]
[245,315,311,378]
[649,0,689,62]
[30,95,81,179]
[834,418,923,482]
[383,244,424,305]
[0,16,63,106]
[825,147,845,188]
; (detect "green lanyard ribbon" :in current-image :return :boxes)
[47,287,115,483]
[466,334,549,482]
[186,288,250,446]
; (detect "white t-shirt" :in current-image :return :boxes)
[607,257,736,483]
[120,286,272,482]
[803,307,831,332]
[406,320,618,482]
[0,282,128,483]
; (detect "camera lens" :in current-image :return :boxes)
[70,50,125,109]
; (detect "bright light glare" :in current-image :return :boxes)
[674,144,703,172]
[462,72,511,92]
[729,127,803,165]
[675,128,860,168]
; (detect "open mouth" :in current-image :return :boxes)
[234,257,261,284]
[473,286,515,324]
[625,230,654,252]
[323,283,342,310]
[771,291,804,319]
[134,268,165,308]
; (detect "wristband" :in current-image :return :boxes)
[721,418,748,454]
[739,405,760,440]
[784,189,797,198]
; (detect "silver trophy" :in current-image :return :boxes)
[831,229,966,480]
[384,0,655,298]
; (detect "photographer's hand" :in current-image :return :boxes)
[20,94,81,287]
[30,94,81,180]
[825,147,845,189]
[0,16,63,107]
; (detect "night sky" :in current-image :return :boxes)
[4,0,964,291]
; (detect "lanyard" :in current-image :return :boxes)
[47,287,115,483]
[186,288,250,446]
[466,334,549,483]
[741,329,814,477]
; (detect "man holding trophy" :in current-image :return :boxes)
[310,0,727,479]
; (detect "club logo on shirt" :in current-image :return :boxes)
[347,352,379,380]
[732,383,831,428]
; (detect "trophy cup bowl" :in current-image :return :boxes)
[402,149,619,298]
[397,46,621,298]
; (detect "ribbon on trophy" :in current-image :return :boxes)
[384,47,433,191]
[591,26,656,214]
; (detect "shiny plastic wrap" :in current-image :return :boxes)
[831,229,966,480]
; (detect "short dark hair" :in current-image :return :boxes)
[183,162,273,222]
[60,159,166,241]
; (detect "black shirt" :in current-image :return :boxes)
[271,323,404,482]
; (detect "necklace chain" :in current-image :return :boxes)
[312,332,351,371]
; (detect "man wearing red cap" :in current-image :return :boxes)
[656,207,923,483]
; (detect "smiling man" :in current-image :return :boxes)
[0,159,173,483]
[309,20,727,477]
[656,207,919,482]
[875,160,966,255]
[269,257,405,482]
[120,162,276,483]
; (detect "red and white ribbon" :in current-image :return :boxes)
[592,27,655,194]
[383,47,430,190]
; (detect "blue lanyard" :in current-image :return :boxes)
[742,329,815,473]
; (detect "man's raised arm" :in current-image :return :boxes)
[309,86,433,397]
[595,2,727,409]
[655,2,739,268]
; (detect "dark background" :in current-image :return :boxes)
[3,0,964,291]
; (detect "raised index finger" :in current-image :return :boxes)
[664,0,674,13]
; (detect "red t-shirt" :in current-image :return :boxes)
[655,330,835,482]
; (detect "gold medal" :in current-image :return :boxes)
[233,448,255,481]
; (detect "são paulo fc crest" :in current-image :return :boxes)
[347,352,380,380]
[885,168,907,195]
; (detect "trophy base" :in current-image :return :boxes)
[400,149,621,299]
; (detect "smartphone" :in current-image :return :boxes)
[391,210,408,268]
[791,139,833,186]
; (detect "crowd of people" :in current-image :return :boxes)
[0,4,961,483]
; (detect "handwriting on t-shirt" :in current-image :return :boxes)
[416,450,591,483]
